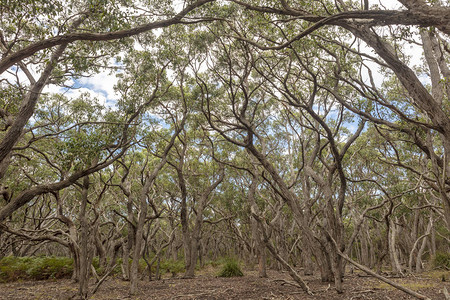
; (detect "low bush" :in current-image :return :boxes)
[0,256,73,282]
[161,259,185,276]
[217,257,243,277]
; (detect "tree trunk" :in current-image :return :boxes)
[79,176,92,300]
[129,200,147,294]
[180,188,192,277]
[93,223,106,269]
[416,217,433,273]
[252,211,313,295]
[129,120,181,294]
[258,246,267,278]
[389,218,403,275]
[185,235,198,278]
[360,229,370,266]
[184,170,224,278]
[302,245,314,276]
[316,250,334,282]
[249,172,267,278]
[122,239,130,281]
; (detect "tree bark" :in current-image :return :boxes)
[78,176,92,300]
[415,217,433,273]
[388,218,404,275]
[248,171,267,278]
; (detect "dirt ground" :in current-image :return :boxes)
[0,268,448,300]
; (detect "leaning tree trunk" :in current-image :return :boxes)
[56,190,81,282]
[416,217,433,273]
[252,211,313,296]
[249,171,267,278]
[302,244,314,276]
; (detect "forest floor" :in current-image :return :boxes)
[0,267,448,300]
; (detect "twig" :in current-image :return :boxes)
[171,292,209,299]
[220,288,233,294]
[91,264,100,282]
[352,289,376,294]
[91,263,117,295]
[272,279,301,288]
[443,287,450,300]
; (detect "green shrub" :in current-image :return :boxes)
[432,252,450,269]
[26,256,73,280]
[0,256,31,282]
[217,258,243,277]
[0,256,73,282]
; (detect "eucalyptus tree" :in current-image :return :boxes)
[198,0,448,297]
[165,79,226,278]
[219,156,269,276]
[111,38,192,293]
[170,133,224,278]
[182,3,447,300]
[1,21,189,295]
[0,4,209,294]
[0,2,448,300]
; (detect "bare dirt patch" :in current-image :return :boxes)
[0,269,448,299]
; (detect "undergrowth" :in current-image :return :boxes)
[432,252,450,269]
[0,256,73,282]
[0,255,246,282]
[0,256,188,282]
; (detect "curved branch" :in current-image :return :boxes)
[0,0,214,74]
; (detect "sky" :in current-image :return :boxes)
[43,73,119,108]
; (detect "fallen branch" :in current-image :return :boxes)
[327,237,432,300]
[91,264,100,282]
[319,223,432,300]
[171,292,210,299]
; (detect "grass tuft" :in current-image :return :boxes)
[217,257,243,277]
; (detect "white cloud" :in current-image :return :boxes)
[78,70,119,102]
[43,83,108,106]
[2,61,120,109]
[0,64,39,86]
